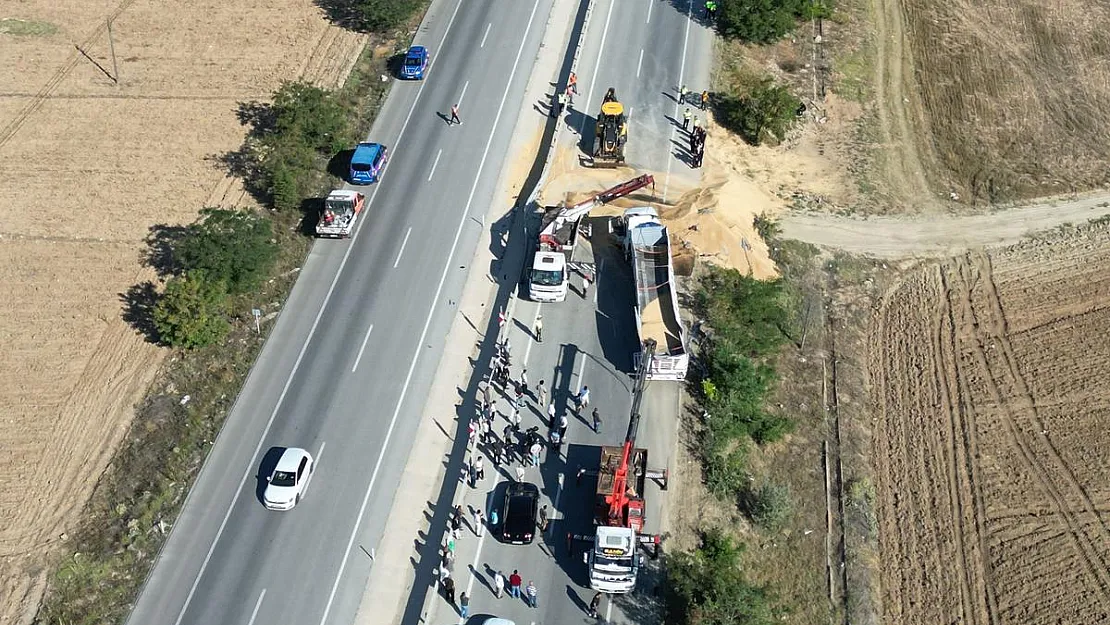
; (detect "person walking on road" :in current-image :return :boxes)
[577,385,591,411]
[476,456,486,482]
[534,315,544,342]
[536,380,547,406]
[449,103,461,126]
[529,440,542,466]
[475,509,486,536]
[539,505,549,531]
[592,407,601,433]
[460,592,470,618]
[515,465,526,482]
[589,592,603,617]
[679,84,689,104]
[558,413,569,439]
[483,381,492,406]
[519,368,528,391]
[682,107,691,131]
[569,71,579,95]
[444,576,456,604]
[583,270,592,298]
[526,580,538,608]
[547,401,557,425]
[701,89,710,110]
[555,91,568,117]
[510,570,523,598]
[494,570,505,598]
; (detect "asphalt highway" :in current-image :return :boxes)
[437,3,715,625]
[571,0,713,197]
[444,223,680,625]
[125,1,557,624]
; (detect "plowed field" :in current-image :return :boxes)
[869,227,1110,624]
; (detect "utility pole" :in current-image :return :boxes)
[107,18,119,84]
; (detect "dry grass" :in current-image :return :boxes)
[906,0,1110,203]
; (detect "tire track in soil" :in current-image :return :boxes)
[0,0,140,150]
[933,266,996,625]
[951,253,1110,610]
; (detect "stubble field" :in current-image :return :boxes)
[868,224,1110,624]
[903,0,1110,203]
[0,1,365,622]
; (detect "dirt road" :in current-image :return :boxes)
[779,192,1110,257]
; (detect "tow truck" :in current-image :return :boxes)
[569,340,668,593]
[315,189,365,238]
[528,174,655,302]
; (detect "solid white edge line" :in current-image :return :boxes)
[246,589,266,625]
[427,149,443,182]
[636,48,644,77]
[480,22,492,48]
[458,79,470,108]
[646,0,653,24]
[577,0,616,137]
[352,324,375,372]
[318,2,542,623]
[661,0,693,203]
[169,2,463,624]
[394,227,414,268]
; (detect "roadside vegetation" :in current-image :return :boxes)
[665,215,832,624]
[35,4,428,624]
[706,0,826,146]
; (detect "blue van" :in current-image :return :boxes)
[349,142,389,185]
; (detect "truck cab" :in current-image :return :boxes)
[529,251,568,302]
[584,526,642,593]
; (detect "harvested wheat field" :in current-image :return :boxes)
[902,0,1110,203]
[868,226,1110,624]
[0,1,366,622]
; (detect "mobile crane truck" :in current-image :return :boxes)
[528,174,655,302]
[569,340,668,594]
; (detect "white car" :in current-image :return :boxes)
[263,447,314,510]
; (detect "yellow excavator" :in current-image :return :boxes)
[592,88,627,167]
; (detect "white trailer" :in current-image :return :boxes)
[620,207,688,380]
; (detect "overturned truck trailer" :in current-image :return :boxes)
[619,207,688,380]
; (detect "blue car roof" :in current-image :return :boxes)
[407,46,426,57]
[351,142,383,165]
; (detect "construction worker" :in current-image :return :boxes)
[705,0,718,19]
[701,89,710,110]
[534,315,544,342]
[449,103,461,125]
[555,91,568,117]
[569,71,578,94]
[682,107,691,131]
[679,84,688,104]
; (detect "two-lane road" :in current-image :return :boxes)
[126,1,557,624]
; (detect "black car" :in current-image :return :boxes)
[501,481,540,544]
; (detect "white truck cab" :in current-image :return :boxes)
[583,526,643,593]
[529,251,568,302]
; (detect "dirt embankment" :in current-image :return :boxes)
[0,1,366,622]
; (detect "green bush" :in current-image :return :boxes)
[175,208,278,295]
[356,0,424,32]
[741,481,792,530]
[716,0,831,44]
[666,529,779,625]
[753,212,780,242]
[269,81,351,155]
[716,79,802,146]
[153,271,229,349]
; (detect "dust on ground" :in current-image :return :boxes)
[866,223,1110,624]
[0,1,366,622]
